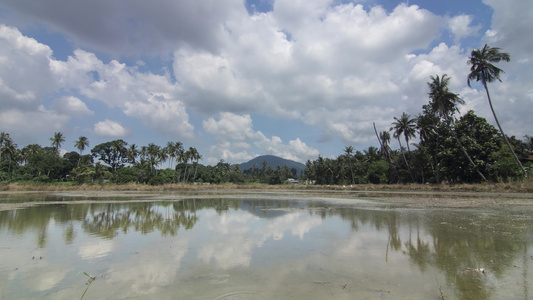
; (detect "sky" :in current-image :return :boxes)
[0,0,532,165]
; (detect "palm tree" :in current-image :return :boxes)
[1,137,17,173]
[74,136,89,156]
[50,132,65,155]
[416,110,441,183]
[428,74,487,181]
[468,44,526,177]
[189,147,202,183]
[74,136,89,166]
[127,144,139,165]
[165,142,176,170]
[344,146,355,185]
[183,149,192,183]
[147,143,161,175]
[158,147,168,170]
[176,146,186,183]
[0,131,11,163]
[379,131,392,162]
[391,112,416,182]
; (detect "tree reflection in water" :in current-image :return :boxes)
[0,197,531,299]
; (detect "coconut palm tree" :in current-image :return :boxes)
[74,136,89,167]
[189,147,202,183]
[0,131,11,163]
[428,74,487,181]
[344,146,355,185]
[165,142,176,170]
[176,146,186,183]
[391,112,416,182]
[74,136,89,156]
[468,44,526,177]
[50,132,65,155]
[183,149,192,183]
[146,143,161,175]
[1,137,17,173]
[380,131,392,162]
[127,144,139,165]
[158,147,168,170]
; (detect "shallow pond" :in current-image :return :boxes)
[0,193,532,299]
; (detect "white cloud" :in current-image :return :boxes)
[448,15,480,44]
[254,133,319,162]
[0,108,69,146]
[173,1,447,150]
[0,25,56,110]
[123,93,194,139]
[52,49,195,139]
[203,112,318,163]
[474,0,533,138]
[93,119,130,137]
[1,0,532,159]
[51,96,93,115]
[203,112,258,142]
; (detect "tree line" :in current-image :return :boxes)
[0,132,300,185]
[1,45,531,186]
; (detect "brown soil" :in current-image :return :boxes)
[1,182,533,211]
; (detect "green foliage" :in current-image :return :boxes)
[112,167,140,184]
[367,161,389,184]
[148,175,167,186]
[91,139,128,173]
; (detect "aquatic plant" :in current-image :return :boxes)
[80,272,96,300]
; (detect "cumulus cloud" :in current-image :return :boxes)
[1,0,532,162]
[0,108,69,145]
[0,25,194,145]
[0,25,56,110]
[51,49,195,139]
[51,96,93,115]
[203,112,318,163]
[174,1,449,151]
[475,0,533,138]
[203,112,259,141]
[448,15,480,44]
[255,134,320,162]
[93,119,130,137]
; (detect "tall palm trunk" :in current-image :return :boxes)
[193,161,199,183]
[373,123,399,183]
[184,162,190,183]
[435,133,440,184]
[397,137,415,182]
[484,84,527,177]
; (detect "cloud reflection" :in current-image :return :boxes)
[78,239,114,260]
[198,209,322,269]
[106,237,189,295]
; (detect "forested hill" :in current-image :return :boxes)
[239,155,306,175]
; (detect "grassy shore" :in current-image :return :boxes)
[1,177,533,193]
[2,178,533,209]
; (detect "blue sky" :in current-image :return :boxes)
[0,0,532,165]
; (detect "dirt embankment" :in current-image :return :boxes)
[1,181,533,211]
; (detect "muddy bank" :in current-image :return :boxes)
[1,187,533,211]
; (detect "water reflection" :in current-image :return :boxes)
[0,196,531,299]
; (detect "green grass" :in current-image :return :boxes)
[80,272,96,300]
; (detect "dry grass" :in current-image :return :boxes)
[1,177,533,193]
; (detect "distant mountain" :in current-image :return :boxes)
[239,155,306,177]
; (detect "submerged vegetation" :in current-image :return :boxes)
[0,45,530,187]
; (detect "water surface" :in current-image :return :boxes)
[0,194,532,299]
